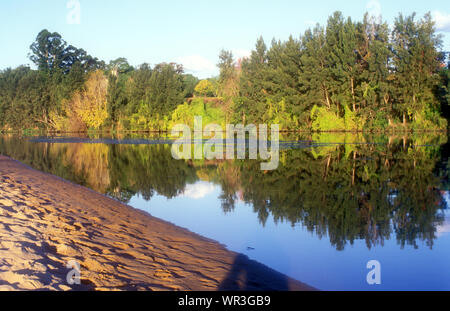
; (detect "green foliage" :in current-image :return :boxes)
[127,103,169,132]
[344,104,363,131]
[264,99,298,129]
[113,62,186,131]
[309,103,363,132]
[390,13,443,124]
[410,104,448,131]
[182,74,199,98]
[170,98,226,129]
[366,110,390,131]
[0,29,103,131]
[29,29,104,74]
[437,66,450,121]
[235,12,448,131]
[310,105,346,131]
[194,80,216,97]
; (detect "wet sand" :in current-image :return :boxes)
[0,155,315,291]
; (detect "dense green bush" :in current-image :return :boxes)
[170,98,226,129]
[310,105,346,131]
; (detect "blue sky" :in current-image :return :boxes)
[1,0,449,78]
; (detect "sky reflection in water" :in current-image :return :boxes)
[131,182,450,291]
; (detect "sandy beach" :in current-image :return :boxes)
[0,155,314,291]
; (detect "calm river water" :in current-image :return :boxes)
[0,132,449,290]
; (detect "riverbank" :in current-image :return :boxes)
[1,128,448,135]
[0,155,314,291]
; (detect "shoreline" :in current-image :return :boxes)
[1,128,449,136]
[0,155,315,291]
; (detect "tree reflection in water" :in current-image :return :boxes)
[0,133,448,251]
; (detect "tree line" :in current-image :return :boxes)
[0,11,449,132]
[234,12,449,131]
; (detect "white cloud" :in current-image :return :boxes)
[436,191,450,237]
[366,0,382,20]
[182,182,216,200]
[436,218,450,237]
[176,49,250,78]
[232,49,251,60]
[176,54,217,78]
[433,11,450,33]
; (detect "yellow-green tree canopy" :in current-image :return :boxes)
[194,79,216,97]
[68,70,108,130]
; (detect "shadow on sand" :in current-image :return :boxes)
[218,254,315,291]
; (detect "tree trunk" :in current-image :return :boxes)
[324,155,331,180]
[351,77,356,112]
[323,84,331,109]
[352,151,357,186]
